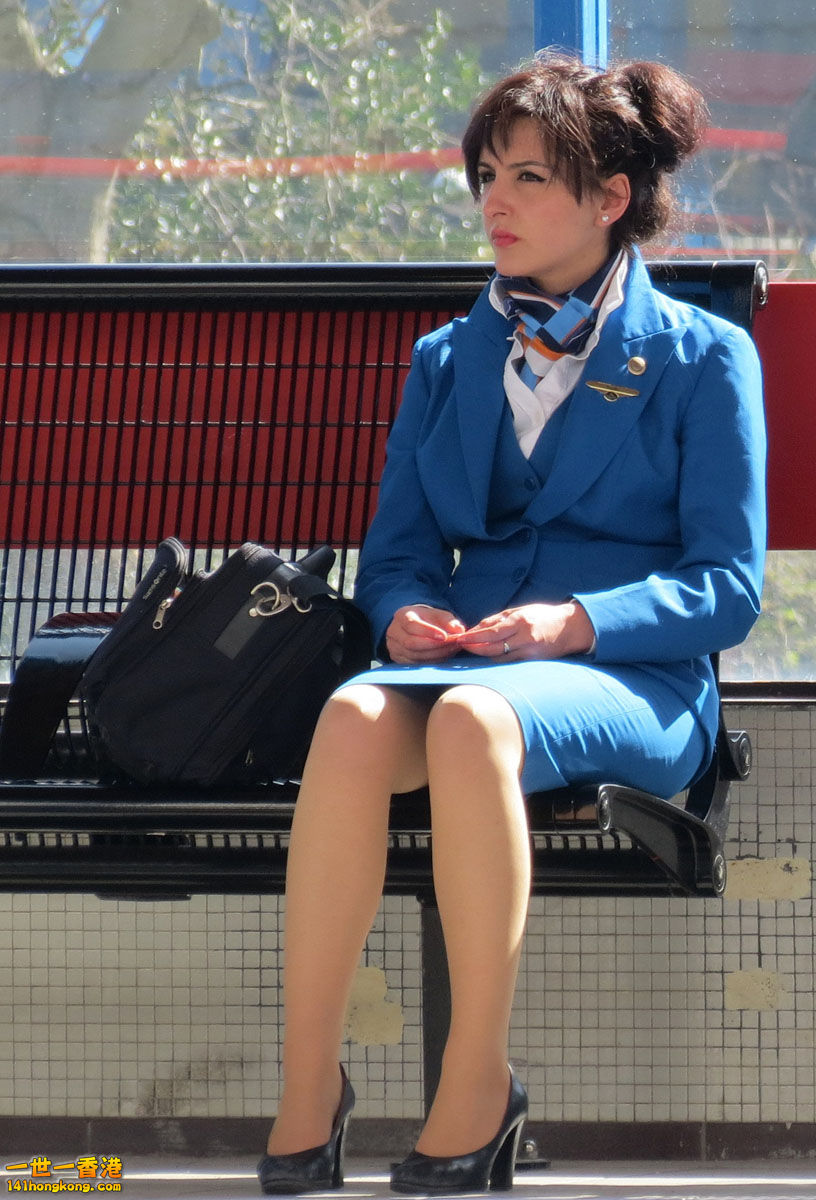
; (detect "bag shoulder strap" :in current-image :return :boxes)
[283,551,372,674]
[335,595,372,675]
[262,546,371,674]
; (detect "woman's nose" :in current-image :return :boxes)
[482,181,508,217]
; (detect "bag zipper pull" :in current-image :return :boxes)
[153,597,173,630]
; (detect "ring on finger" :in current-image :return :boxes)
[502,641,510,655]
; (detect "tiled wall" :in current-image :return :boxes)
[1,703,814,1133]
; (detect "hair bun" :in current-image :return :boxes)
[616,60,708,172]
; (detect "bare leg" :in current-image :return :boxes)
[266,684,430,1154]
[416,685,530,1156]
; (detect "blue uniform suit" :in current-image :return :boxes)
[348,253,766,796]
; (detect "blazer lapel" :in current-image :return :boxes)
[450,291,512,530]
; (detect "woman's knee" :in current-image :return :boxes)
[310,684,429,789]
[314,685,400,750]
[325,683,395,723]
[426,686,524,773]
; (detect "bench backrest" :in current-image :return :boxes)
[0,260,766,684]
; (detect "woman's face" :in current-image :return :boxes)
[477,118,620,294]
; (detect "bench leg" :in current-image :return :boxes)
[419,896,450,1117]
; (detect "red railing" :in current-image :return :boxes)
[0,128,787,181]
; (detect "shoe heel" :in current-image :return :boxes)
[331,1114,351,1188]
[488,1119,524,1191]
[258,1066,354,1195]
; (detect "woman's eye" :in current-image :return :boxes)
[520,170,548,183]
[477,171,494,188]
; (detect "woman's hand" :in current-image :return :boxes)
[385,606,466,664]
[454,601,595,661]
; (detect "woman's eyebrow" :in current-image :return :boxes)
[478,156,550,168]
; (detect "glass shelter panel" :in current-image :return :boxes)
[609,0,816,279]
[1,0,533,265]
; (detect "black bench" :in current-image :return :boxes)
[0,258,767,1110]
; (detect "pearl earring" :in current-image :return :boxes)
[601,214,610,223]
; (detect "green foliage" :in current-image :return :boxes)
[107,1,488,262]
[25,0,112,71]
[724,551,816,681]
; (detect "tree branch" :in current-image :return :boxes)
[0,3,41,71]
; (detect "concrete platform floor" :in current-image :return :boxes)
[101,1158,816,1199]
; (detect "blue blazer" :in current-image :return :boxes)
[355,253,766,756]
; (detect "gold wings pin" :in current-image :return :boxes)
[585,380,641,403]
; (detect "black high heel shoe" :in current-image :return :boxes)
[390,1068,528,1195]
[257,1066,355,1195]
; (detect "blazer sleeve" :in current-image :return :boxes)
[354,339,457,652]
[574,321,767,663]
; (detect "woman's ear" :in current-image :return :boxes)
[598,173,631,227]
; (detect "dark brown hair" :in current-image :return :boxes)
[461,51,709,248]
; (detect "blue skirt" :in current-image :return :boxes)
[337,656,707,799]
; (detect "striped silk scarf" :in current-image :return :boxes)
[493,250,625,390]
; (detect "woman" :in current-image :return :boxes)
[258,53,766,1195]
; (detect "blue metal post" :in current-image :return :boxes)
[534,0,608,66]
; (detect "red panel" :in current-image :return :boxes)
[752,284,816,551]
[2,295,811,554]
[0,306,448,552]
